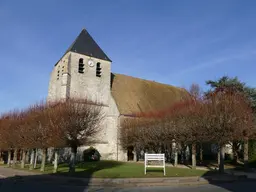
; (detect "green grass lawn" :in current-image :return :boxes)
[8,161,214,178]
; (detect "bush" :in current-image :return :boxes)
[83,147,101,161]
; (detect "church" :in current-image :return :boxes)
[47,29,186,161]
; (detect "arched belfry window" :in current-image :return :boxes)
[78,58,84,73]
[96,62,101,77]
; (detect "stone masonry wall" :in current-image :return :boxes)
[68,52,111,105]
[47,51,126,161]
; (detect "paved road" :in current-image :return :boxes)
[1,178,256,192]
[1,166,256,192]
[113,182,256,192]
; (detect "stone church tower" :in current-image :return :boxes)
[47,29,126,161]
[48,28,112,104]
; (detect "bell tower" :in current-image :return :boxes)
[47,29,112,105]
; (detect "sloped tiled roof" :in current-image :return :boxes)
[111,73,188,115]
[66,29,111,62]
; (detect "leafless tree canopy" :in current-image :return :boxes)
[47,99,104,148]
[0,99,104,151]
[120,84,255,152]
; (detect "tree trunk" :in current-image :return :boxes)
[69,146,77,173]
[185,145,190,164]
[29,149,35,170]
[34,149,38,169]
[244,139,249,171]
[217,151,220,166]
[172,140,178,167]
[174,147,178,167]
[219,144,225,174]
[12,148,18,168]
[232,141,239,164]
[47,148,54,163]
[7,150,11,167]
[21,150,26,169]
[191,143,196,169]
[26,150,30,164]
[40,148,47,172]
[180,148,184,164]
[133,147,138,162]
[0,150,2,162]
[200,143,203,164]
[168,145,172,163]
[53,149,59,173]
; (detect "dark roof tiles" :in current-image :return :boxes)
[66,29,111,62]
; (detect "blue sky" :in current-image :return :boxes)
[1,0,256,113]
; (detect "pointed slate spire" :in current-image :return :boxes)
[66,28,111,62]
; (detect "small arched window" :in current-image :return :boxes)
[96,62,101,77]
[78,58,84,73]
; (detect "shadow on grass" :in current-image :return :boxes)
[56,161,124,178]
[0,160,124,192]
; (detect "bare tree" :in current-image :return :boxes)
[120,83,255,174]
[120,84,207,168]
[0,113,11,164]
[204,89,253,173]
[47,99,104,173]
[26,102,63,171]
[0,111,24,168]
